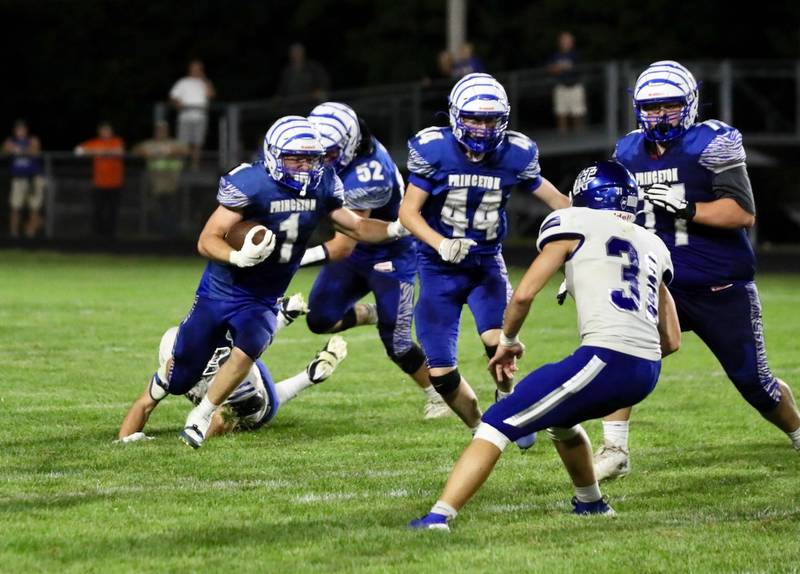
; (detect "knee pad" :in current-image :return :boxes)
[429,369,461,397]
[306,308,356,334]
[148,373,169,402]
[389,343,426,375]
[545,425,583,442]
[484,344,498,360]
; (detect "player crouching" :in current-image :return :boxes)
[409,161,681,530]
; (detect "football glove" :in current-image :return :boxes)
[387,219,410,239]
[644,183,696,221]
[556,279,569,305]
[229,226,276,268]
[438,238,476,264]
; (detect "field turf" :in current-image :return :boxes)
[1,250,799,573]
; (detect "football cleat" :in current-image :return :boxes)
[593,445,630,481]
[571,497,616,516]
[408,512,450,531]
[423,393,452,419]
[278,292,309,326]
[306,335,348,384]
[179,424,205,450]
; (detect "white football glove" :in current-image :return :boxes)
[386,219,410,239]
[115,432,154,444]
[644,183,696,220]
[229,226,276,268]
[438,238,477,264]
[556,279,569,306]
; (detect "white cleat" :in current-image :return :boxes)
[593,446,630,481]
[306,335,348,383]
[423,393,452,419]
[278,293,310,326]
[179,406,213,449]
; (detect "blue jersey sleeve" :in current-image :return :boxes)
[322,171,345,213]
[697,121,746,174]
[217,163,259,208]
[407,127,445,193]
[505,131,542,192]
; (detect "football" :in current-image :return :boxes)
[225,220,267,250]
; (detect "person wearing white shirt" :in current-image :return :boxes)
[169,59,215,168]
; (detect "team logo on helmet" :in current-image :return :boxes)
[263,116,326,195]
[633,60,698,143]
[570,160,640,220]
[308,102,361,173]
[448,73,510,154]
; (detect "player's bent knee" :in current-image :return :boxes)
[389,343,426,374]
[733,374,782,413]
[473,422,511,451]
[306,313,335,334]
[546,425,583,442]
[429,369,461,396]
[148,373,169,402]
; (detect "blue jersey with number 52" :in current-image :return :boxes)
[196,161,344,303]
[407,127,542,258]
[614,120,755,288]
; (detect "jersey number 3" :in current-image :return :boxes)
[606,237,659,323]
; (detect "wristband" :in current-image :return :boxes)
[499,332,520,347]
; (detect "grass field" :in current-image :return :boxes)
[1,250,799,573]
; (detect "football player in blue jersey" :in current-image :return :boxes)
[399,73,570,433]
[299,103,449,419]
[593,61,800,480]
[409,161,681,530]
[145,116,407,449]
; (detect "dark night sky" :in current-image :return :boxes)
[2,0,799,148]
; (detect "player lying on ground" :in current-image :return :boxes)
[118,301,347,441]
[300,102,449,420]
[410,161,681,530]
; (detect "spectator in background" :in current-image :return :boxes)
[3,120,45,238]
[75,122,125,239]
[451,43,484,78]
[547,31,587,134]
[276,43,330,101]
[133,120,188,237]
[170,59,215,169]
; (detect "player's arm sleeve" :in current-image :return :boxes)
[326,173,346,212]
[535,210,584,254]
[518,143,543,193]
[344,183,392,211]
[406,143,437,192]
[699,128,755,214]
[216,176,250,209]
[661,243,674,286]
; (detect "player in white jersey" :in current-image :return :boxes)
[410,161,681,530]
[117,296,347,442]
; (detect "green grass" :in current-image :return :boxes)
[1,250,799,573]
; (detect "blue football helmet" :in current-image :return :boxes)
[308,102,361,173]
[448,73,510,154]
[633,60,698,143]
[263,116,325,195]
[570,160,640,219]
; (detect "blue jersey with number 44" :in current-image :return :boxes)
[197,161,344,303]
[407,127,543,258]
[615,120,755,289]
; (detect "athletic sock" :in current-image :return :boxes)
[275,372,313,404]
[423,385,439,399]
[195,396,218,421]
[787,426,800,450]
[431,500,458,519]
[574,482,602,503]
[603,421,629,451]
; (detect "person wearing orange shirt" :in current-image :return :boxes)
[75,122,125,238]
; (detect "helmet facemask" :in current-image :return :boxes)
[263,116,325,196]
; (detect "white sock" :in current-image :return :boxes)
[196,396,218,420]
[788,426,800,450]
[431,500,458,519]
[275,372,313,404]
[603,421,629,450]
[423,386,438,399]
[574,482,602,503]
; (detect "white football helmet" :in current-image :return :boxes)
[633,60,698,142]
[263,115,325,195]
[308,102,361,173]
[448,73,510,154]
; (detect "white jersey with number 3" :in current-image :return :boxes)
[537,207,673,361]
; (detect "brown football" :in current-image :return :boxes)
[225,220,267,250]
